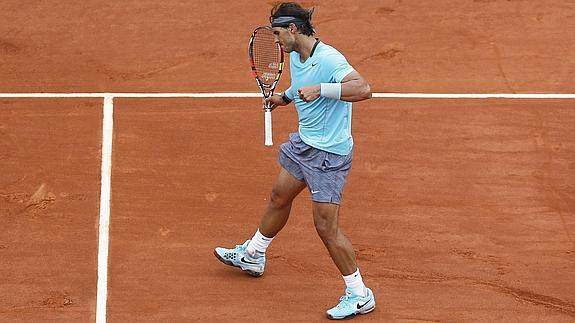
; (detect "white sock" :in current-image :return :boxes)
[246,229,274,258]
[343,268,367,297]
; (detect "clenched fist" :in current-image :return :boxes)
[297,85,321,102]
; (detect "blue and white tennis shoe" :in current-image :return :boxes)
[214,240,265,277]
[326,287,376,320]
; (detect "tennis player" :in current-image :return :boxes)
[214,2,375,320]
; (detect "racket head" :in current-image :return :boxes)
[248,26,284,97]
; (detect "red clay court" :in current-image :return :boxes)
[1,1,574,322]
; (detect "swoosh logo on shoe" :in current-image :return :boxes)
[357,301,370,310]
[241,257,259,265]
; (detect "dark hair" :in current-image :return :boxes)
[270,2,315,36]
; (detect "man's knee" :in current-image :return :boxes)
[269,187,293,209]
[313,206,338,242]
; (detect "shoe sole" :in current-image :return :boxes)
[213,250,264,277]
[326,304,375,320]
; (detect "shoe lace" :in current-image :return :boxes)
[234,240,250,252]
[336,290,354,309]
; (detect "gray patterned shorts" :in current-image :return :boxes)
[278,133,353,205]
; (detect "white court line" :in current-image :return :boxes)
[0,92,574,99]
[96,96,114,323]
[372,93,575,99]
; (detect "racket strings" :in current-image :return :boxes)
[252,31,281,86]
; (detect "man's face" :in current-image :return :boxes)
[272,26,295,53]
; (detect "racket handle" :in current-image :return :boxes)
[264,108,273,146]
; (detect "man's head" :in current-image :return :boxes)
[270,2,315,36]
[269,2,315,53]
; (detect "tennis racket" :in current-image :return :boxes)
[248,26,284,146]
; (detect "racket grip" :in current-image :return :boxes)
[264,109,273,146]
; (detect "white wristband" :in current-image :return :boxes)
[320,83,341,100]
